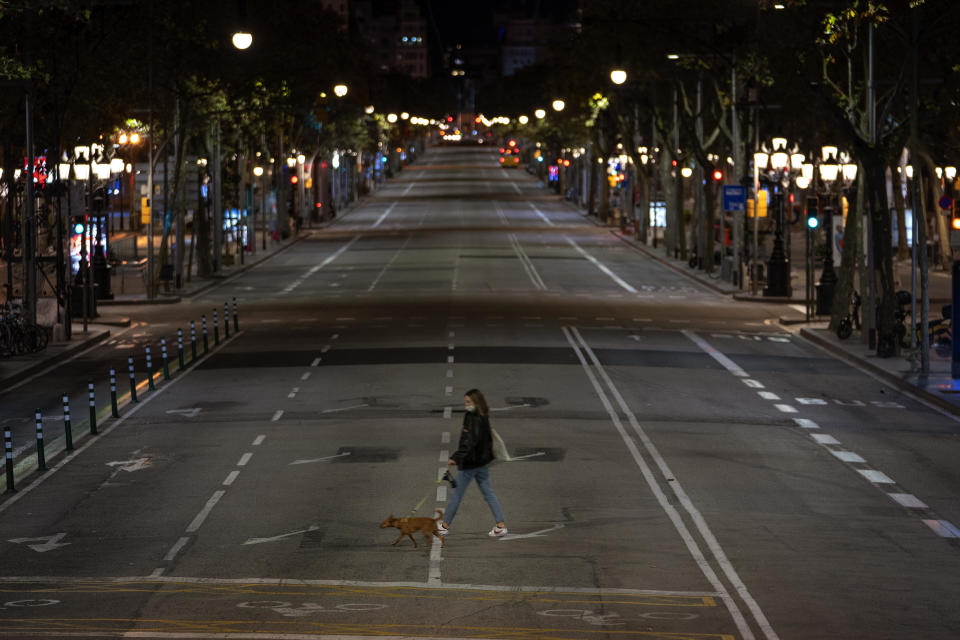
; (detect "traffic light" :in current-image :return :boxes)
[71,216,85,235]
[712,169,723,182]
[952,203,960,231]
[290,174,298,185]
[806,197,819,229]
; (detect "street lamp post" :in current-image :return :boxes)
[814,146,847,315]
[757,137,799,297]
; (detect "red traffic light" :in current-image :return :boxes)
[290,175,298,184]
[712,169,723,181]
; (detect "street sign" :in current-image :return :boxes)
[939,195,953,211]
[723,185,746,212]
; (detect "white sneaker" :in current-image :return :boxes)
[437,523,449,536]
[488,525,508,538]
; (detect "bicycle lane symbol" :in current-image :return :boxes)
[237,601,388,618]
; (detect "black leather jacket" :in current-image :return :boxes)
[451,411,494,470]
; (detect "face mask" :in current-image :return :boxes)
[465,405,476,412]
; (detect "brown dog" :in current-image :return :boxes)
[379,509,445,548]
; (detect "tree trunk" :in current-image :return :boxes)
[830,168,863,332]
[864,154,897,357]
[891,164,909,261]
[587,156,598,217]
[704,179,717,273]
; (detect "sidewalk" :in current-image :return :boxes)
[611,226,960,417]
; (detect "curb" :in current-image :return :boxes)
[798,327,960,418]
[0,329,111,391]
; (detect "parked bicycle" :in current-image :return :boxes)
[0,300,50,357]
[837,290,862,340]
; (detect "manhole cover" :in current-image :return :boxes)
[334,447,400,463]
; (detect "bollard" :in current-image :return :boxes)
[3,428,14,493]
[224,302,230,338]
[202,315,209,353]
[190,321,197,361]
[109,368,120,418]
[161,338,170,380]
[177,328,185,370]
[35,409,46,472]
[88,381,98,435]
[146,346,156,391]
[213,309,220,345]
[128,356,138,403]
[233,297,239,332]
[62,393,74,451]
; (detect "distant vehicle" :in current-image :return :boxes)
[499,139,520,168]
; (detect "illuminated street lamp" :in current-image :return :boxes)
[534,108,546,119]
[610,68,627,85]
[231,31,252,50]
[387,113,398,123]
[551,99,565,112]
[333,83,348,98]
[518,115,529,125]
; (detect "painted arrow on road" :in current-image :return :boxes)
[509,451,546,461]
[243,525,320,545]
[8,532,70,553]
[289,452,351,465]
[498,523,564,542]
[166,408,202,418]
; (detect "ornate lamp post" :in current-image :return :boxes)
[758,137,801,297]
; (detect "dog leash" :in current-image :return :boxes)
[408,469,456,516]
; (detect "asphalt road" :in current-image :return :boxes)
[1,145,959,640]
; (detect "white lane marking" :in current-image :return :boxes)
[310,357,321,367]
[682,330,748,377]
[0,574,724,598]
[331,333,339,340]
[252,435,266,446]
[280,235,360,295]
[757,391,780,401]
[289,452,352,465]
[923,519,960,538]
[237,453,253,467]
[889,493,928,509]
[510,233,548,290]
[567,238,638,294]
[301,372,311,381]
[243,525,320,545]
[793,418,820,429]
[447,356,454,364]
[774,404,798,413]
[830,450,865,463]
[441,431,451,443]
[436,485,446,502]
[811,433,840,445]
[529,202,553,226]
[499,523,565,541]
[223,470,240,486]
[858,469,895,484]
[445,386,453,395]
[186,491,226,533]
[7,533,69,553]
[562,327,767,640]
[321,345,331,353]
[439,450,449,461]
[163,536,190,562]
[369,232,413,290]
[320,403,369,414]
[448,343,455,350]
[443,407,452,419]
[743,379,765,389]
[372,202,398,228]
[446,369,454,378]
[509,451,546,461]
[271,410,284,422]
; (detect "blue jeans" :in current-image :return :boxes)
[442,464,505,525]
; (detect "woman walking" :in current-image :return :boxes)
[438,389,507,538]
